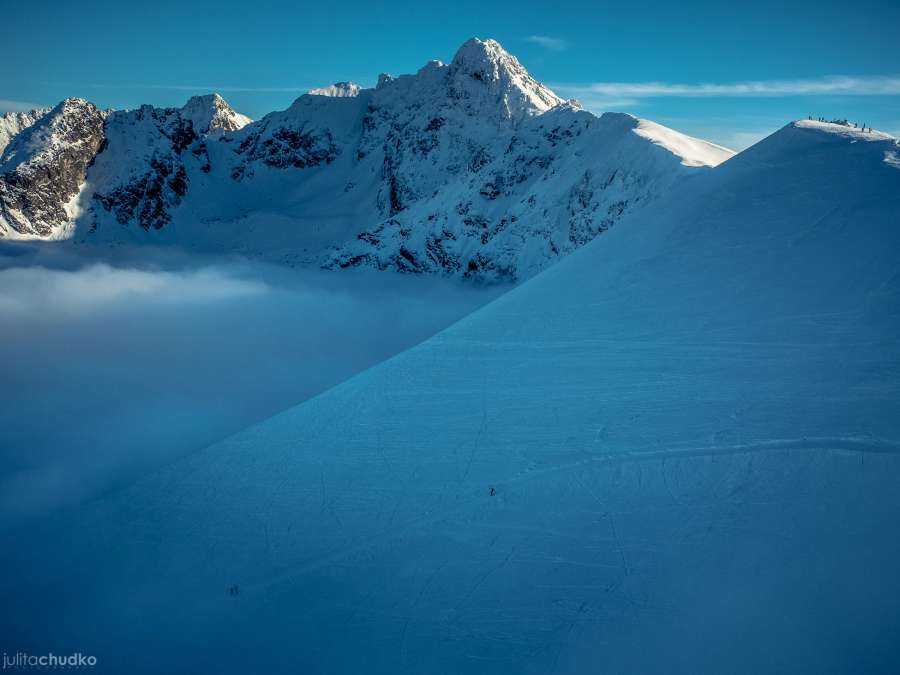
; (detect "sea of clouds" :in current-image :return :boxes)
[0,242,502,526]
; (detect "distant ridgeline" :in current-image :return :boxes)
[0,39,734,283]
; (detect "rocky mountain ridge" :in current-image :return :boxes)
[0,38,735,282]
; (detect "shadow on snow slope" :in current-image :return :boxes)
[2,121,899,674]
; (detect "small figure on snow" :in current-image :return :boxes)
[229,585,239,596]
[489,487,496,496]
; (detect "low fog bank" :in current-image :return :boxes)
[0,241,505,527]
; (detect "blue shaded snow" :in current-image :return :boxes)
[2,122,900,673]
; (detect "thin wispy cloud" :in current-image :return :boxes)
[0,99,44,113]
[573,97,640,110]
[524,35,569,51]
[87,83,314,93]
[556,75,900,99]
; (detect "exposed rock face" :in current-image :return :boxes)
[0,99,105,238]
[88,95,254,232]
[216,38,729,282]
[91,104,207,231]
[308,39,731,281]
[230,118,339,179]
[0,94,254,238]
[325,107,701,281]
[0,38,734,282]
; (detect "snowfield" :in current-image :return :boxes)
[1,120,898,674]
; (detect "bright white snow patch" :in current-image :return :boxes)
[794,118,897,142]
[180,93,252,134]
[634,117,736,166]
[307,82,363,97]
[0,107,51,155]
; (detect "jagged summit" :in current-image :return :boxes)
[450,37,519,73]
[308,82,363,98]
[180,93,251,134]
[446,37,563,119]
[0,98,104,239]
[0,98,100,171]
[367,38,563,123]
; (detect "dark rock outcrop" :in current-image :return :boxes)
[0,99,105,237]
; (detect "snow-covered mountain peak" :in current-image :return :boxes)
[1,39,738,278]
[180,93,251,134]
[0,106,51,155]
[450,37,516,76]
[308,82,363,98]
[1,98,99,170]
[0,98,104,238]
[736,119,900,170]
[792,119,897,143]
[447,37,563,120]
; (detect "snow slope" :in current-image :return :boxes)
[0,38,733,281]
[2,122,897,673]
[633,117,734,167]
[0,107,50,155]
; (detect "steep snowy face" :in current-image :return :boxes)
[306,40,730,281]
[0,107,51,155]
[88,103,207,232]
[180,93,252,134]
[224,90,367,180]
[326,106,733,280]
[85,94,250,232]
[0,99,105,239]
[4,117,897,674]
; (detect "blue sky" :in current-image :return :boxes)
[2,0,899,149]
